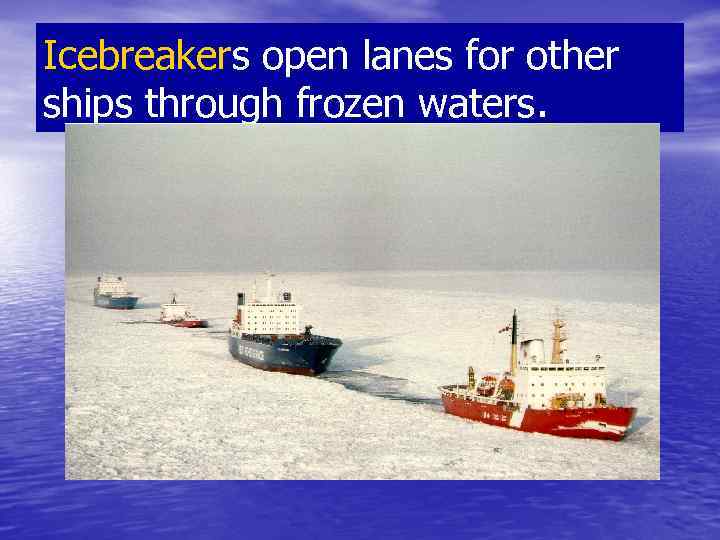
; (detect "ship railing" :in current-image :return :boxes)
[440,385,510,406]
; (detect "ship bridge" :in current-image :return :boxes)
[513,321,608,410]
[232,274,302,336]
[95,274,131,296]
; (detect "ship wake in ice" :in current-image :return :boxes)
[65,271,659,480]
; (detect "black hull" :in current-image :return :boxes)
[228,334,342,376]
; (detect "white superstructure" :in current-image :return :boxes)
[468,312,609,410]
[513,338,607,409]
[160,294,192,322]
[94,274,132,297]
[232,274,301,336]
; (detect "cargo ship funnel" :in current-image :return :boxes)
[236,292,245,324]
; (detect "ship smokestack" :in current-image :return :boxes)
[510,309,518,376]
[236,292,245,323]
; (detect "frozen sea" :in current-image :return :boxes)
[65,271,659,480]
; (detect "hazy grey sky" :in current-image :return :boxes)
[66,123,658,272]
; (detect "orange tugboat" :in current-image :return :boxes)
[439,310,636,441]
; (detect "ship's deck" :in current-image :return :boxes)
[238,333,342,347]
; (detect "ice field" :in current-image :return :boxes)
[65,271,659,479]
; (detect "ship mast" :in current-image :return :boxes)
[266,272,275,302]
[510,309,518,376]
[551,308,567,364]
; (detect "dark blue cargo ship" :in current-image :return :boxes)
[228,275,342,375]
[229,327,342,375]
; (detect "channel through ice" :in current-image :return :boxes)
[65,271,659,480]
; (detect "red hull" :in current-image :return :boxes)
[441,392,636,441]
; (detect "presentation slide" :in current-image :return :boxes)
[2,3,718,539]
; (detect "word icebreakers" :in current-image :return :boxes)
[42,38,349,76]
[43,38,248,71]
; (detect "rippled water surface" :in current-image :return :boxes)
[2,153,719,537]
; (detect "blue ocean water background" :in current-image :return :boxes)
[0,149,718,537]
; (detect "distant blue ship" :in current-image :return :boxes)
[228,274,341,375]
[93,274,139,309]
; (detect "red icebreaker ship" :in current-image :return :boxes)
[439,310,636,441]
[159,294,209,328]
